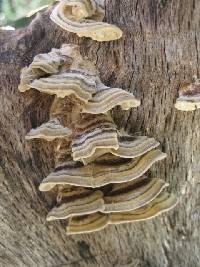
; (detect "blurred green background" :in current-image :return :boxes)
[0,0,55,28]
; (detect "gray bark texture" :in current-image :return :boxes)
[0,0,200,266]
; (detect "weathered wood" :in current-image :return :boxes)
[0,1,200,266]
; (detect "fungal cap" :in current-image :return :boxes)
[18,67,44,92]
[29,50,64,74]
[30,72,97,100]
[50,0,122,41]
[110,192,178,224]
[46,190,104,221]
[175,81,200,111]
[104,178,169,213]
[82,87,140,114]
[111,135,160,159]
[39,149,166,190]
[175,99,200,111]
[66,212,109,235]
[66,192,177,234]
[72,114,119,162]
[25,119,72,141]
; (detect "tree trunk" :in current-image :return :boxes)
[0,1,199,266]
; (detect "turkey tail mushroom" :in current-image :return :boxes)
[66,212,109,235]
[110,192,178,224]
[175,80,200,111]
[18,44,97,93]
[25,118,72,141]
[104,177,168,213]
[29,72,97,100]
[18,44,176,235]
[66,192,177,234]
[39,149,166,190]
[111,134,160,159]
[18,67,44,92]
[82,81,140,114]
[50,0,123,41]
[46,177,168,221]
[91,150,167,187]
[80,133,160,165]
[29,49,66,74]
[47,189,104,221]
[72,113,119,162]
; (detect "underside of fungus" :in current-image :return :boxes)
[175,80,200,111]
[19,44,177,234]
[50,0,123,41]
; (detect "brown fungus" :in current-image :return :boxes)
[82,79,141,114]
[109,192,178,224]
[18,44,176,235]
[71,113,119,162]
[39,149,166,190]
[67,192,177,234]
[103,177,168,213]
[46,176,168,221]
[67,212,109,235]
[50,0,123,41]
[30,72,97,100]
[47,189,104,221]
[175,80,200,111]
[25,118,72,141]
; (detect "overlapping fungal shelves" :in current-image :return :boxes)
[175,79,200,111]
[50,0,123,41]
[19,44,177,235]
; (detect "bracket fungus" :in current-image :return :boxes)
[46,177,169,223]
[71,113,119,162]
[82,79,140,114]
[25,118,72,141]
[47,189,104,221]
[175,80,200,111]
[50,0,123,41]
[19,44,177,235]
[67,192,178,234]
[39,149,166,190]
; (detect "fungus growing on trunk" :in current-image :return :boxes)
[110,192,177,224]
[46,177,169,223]
[71,113,119,162]
[39,149,166,190]
[67,192,177,234]
[19,44,177,235]
[50,0,123,41]
[67,212,109,234]
[175,80,200,111]
[25,118,72,141]
[47,189,104,221]
[103,178,168,213]
[82,79,140,113]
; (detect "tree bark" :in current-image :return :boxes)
[0,1,199,266]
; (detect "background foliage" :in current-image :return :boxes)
[0,0,54,27]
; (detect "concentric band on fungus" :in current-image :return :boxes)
[18,44,176,234]
[66,192,178,234]
[50,0,123,41]
[39,149,166,190]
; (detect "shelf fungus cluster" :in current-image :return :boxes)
[19,44,177,235]
[50,0,122,41]
[175,80,200,111]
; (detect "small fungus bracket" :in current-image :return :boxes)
[50,0,123,41]
[175,79,200,111]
